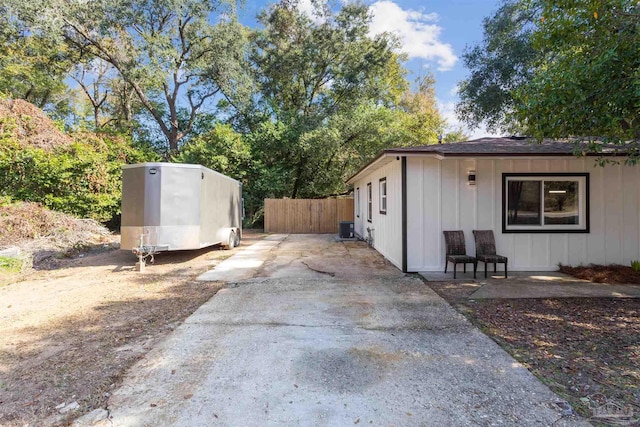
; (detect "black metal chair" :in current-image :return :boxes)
[472,230,508,278]
[443,231,477,279]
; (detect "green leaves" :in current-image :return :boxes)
[246,1,418,200]
[514,0,640,148]
[22,0,248,153]
[173,123,251,180]
[0,5,72,111]
[0,132,153,223]
[459,0,639,159]
[456,0,539,133]
[0,0,453,227]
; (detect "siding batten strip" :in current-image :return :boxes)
[473,159,478,230]
[456,160,460,229]
[401,156,408,273]
[619,166,623,261]
[438,161,442,270]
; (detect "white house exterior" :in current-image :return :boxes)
[347,137,639,272]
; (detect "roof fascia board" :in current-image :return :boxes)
[388,152,627,161]
[346,152,393,184]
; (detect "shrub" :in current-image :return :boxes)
[0,132,155,224]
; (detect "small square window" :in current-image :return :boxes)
[379,178,387,214]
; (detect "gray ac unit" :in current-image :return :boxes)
[339,221,354,238]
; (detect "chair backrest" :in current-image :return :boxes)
[473,230,497,256]
[443,231,467,256]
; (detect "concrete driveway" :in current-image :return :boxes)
[103,235,588,426]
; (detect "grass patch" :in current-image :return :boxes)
[0,256,22,272]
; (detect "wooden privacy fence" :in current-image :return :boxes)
[264,198,354,233]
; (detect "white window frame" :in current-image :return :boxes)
[379,177,387,214]
[355,187,360,218]
[502,173,589,233]
[367,182,372,222]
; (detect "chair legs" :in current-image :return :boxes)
[446,261,477,280]
[480,261,508,278]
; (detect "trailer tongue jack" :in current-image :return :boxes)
[133,234,158,272]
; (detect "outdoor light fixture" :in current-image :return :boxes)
[467,170,476,185]
[549,190,566,194]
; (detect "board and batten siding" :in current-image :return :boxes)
[407,156,640,271]
[353,158,403,270]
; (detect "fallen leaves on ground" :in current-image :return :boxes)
[427,281,640,423]
[560,264,640,285]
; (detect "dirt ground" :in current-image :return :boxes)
[0,230,267,427]
[426,280,640,426]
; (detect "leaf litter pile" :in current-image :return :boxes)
[0,201,117,271]
[0,99,73,150]
[427,274,640,425]
[560,264,640,285]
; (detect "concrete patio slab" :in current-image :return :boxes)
[469,280,640,299]
[419,270,573,282]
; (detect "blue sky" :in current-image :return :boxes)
[237,0,503,137]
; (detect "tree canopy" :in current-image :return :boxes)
[458,0,640,154]
[456,0,538,134]
[515,0,640,146]
[247,1,413,199]
[1,0,459,226]
[0,6,73,112]
[18,0,247,154]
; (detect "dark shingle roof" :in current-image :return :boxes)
[346,137,631,184]
[384,136,627,157]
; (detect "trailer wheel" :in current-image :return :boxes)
[225,230,236,250]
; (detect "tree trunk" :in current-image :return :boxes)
[290,156,307,199]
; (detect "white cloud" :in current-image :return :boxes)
[368,1,457,71]
[296,0,326,25]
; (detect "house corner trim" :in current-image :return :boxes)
[401,156,407,273]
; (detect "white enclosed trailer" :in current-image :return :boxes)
[121,163,242,257]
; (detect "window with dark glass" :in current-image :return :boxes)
[507,180,541,225]
[379,178,387,214]
[503,174,588,232]
[367,182,372,222]
[356,187,360,218]
[544,181,579,225]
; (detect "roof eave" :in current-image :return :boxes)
[345,151,388,185]
[345,147,629,184]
